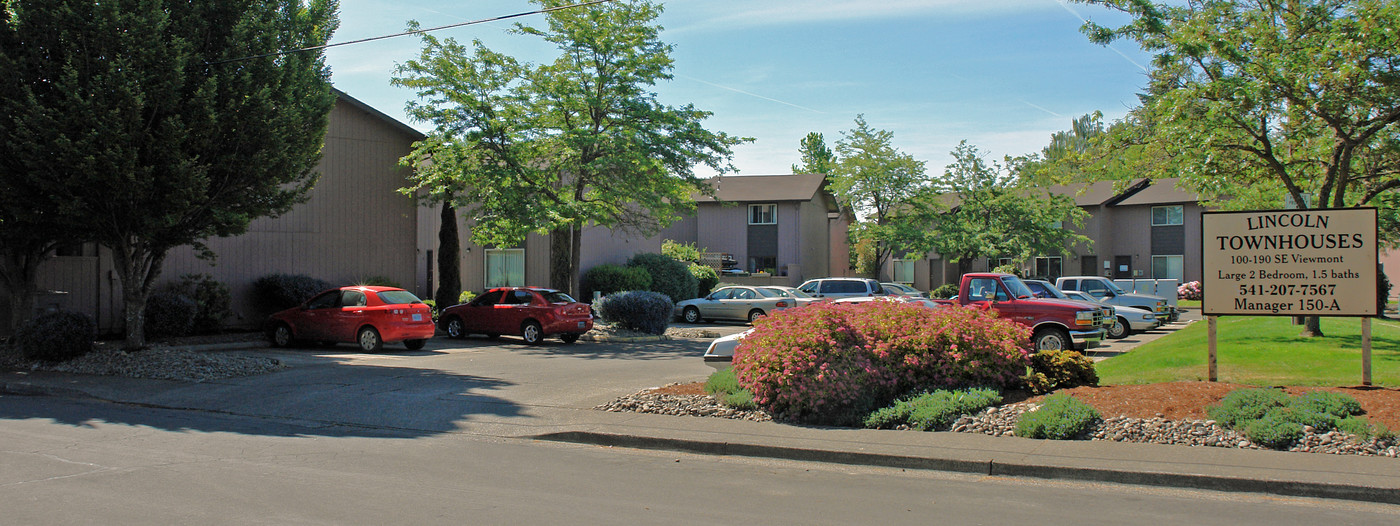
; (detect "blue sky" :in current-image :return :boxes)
[326,0,1153,177]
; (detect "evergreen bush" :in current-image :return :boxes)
[930,283,959,299]
[593,290,673,335]
[627,252,698,302]
[582,263,652,301]
[13,310,96,362]
[1205,388,1292,429]
[253,274,331,315]
[145,290,198,338]
[1015,393,1101,440]
[1023,349,1099,394]
[690,263,719,297]
[169,274,232,334]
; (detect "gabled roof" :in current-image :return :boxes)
[1113,178,1202,206]
[332,87,426,142]
[695,173,828,203]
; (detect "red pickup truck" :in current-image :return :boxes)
[933,273,1107,352]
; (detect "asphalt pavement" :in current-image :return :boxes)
[4,311,1399,506]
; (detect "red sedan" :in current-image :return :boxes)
[267,286,435,352]
[439,287,593,344]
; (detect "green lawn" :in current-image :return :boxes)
[1096,316,1400,387]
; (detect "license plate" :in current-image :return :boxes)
[577,321,585,329]
[412,314,423,321]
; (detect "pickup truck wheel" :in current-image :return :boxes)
[1106,317,1130,339]
[1033,328,1071,351]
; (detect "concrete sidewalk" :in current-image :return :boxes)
[3,333,1398,506]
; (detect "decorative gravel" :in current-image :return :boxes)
[1,343,285,383]
[599,389,1400,458]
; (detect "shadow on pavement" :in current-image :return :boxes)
[1,360,524,439]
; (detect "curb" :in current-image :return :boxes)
[533,431,1400,506]
[0,380,95,400]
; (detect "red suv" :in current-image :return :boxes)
[439,287,593,344]
[267,286,435,352]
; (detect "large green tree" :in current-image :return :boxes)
[393,0,748,295]
[0,0,337,348]
[929,142,1090,276]
[828,116,933,280]
[1074,0,1400,335]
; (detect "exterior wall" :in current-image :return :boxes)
[6,95,427,334]
[696,203,749,267]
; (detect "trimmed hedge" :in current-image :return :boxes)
[593,290,673,335]
[1023,349,1099,394]
[582,263,652,301]
[627,252,698,302]
[12,310,95,362]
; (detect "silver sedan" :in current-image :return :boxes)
[674,286,798,324]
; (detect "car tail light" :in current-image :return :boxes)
[776,300,790,308]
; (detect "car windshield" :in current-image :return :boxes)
[1001,276,1035,299]
[544,291,578,304]
[1105,280,1127,294]
[1037,283,1069,299]
[376,290,422,305]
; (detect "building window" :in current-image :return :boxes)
[986,257,1014,271]
[1152,255,1184,281]
[1152,205,1184,226]
[1034,257,1063,280]
[749,255,776,274]
[892,259,915,283]
[749,204,776,225]
[485,248,525,288]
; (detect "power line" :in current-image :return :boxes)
[208,0,619,65]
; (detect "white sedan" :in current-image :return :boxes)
[703,328,753,365]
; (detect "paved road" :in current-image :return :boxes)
[3,395,1396,525]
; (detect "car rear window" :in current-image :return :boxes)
[824,281,865,294]
[376,290,423,306]
[544,291,578,304]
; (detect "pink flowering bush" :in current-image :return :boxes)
[1178,281,1202,301]
[731,300,1031,425]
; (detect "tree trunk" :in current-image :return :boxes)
[1,249,44,334]
[110,244,165,350]
[549,225,572,294]
[569,225,584,299]
[1299,315,1323,337]
[434,201,461,307]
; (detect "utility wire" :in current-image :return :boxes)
[208,0,619,65]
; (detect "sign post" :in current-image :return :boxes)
[1201,208,1378,383]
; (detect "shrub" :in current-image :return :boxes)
[1205,388,1292,429]
[145,291,198,338]
[1015,393,1101,440]
[458,290,477,304]
[1291,390,1363,421]
[992,264,1023,277]
[593,290,673,335]
[1243,409,1304,449]
[1178,281,1202,301]
[930,284,959,299]
[661,240,703,263]
[253,274,331,315]
[720,390,758,410]
[582,263,652,301]
[690,263,719,297]
[627,252,698,302]
[1023,349,1099,394]
[168,274,232,334]
[13,310,95,362]
[732,301,1030,426]
[705,369,758,409]
[864,388,1002,431]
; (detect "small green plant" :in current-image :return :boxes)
[1243,408,1304,449]
[458,290,477,304]
[865,388,1003,431]
[1015,393,1101,440]
[1205,388,1292,429]
[1023,349,1098,394]
[705,369,757,410]
[1206,388,1372,449]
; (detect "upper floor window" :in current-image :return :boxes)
[1152,205,1184,226]
[749,204,776,225]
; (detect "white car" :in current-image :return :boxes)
[703,328,753,364]
[1063,290,1160,339]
